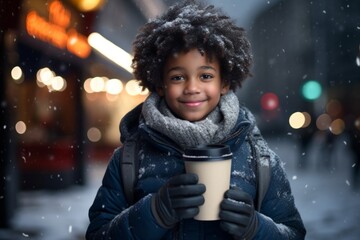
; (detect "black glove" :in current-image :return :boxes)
[151,173,206,228]
[219,187,258,239]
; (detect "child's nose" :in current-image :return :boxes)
[184,78,200,94]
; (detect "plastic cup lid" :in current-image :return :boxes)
[183,144,232,161]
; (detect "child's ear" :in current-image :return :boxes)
[221,84,230,95]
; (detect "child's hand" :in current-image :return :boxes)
[219,187,258,238]
[151,173,206,228]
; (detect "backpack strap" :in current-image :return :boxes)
[249,132,271,211]
[120,132,140,204]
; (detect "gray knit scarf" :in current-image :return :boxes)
[142,91,239,149]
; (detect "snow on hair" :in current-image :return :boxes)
[131,0,253,92]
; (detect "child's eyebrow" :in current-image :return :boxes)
[166,65,217,73]
[166,66,184,73]
[199,66,217,72]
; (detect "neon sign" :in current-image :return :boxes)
[26,0,91,58]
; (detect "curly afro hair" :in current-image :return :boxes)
[131,0,253,92]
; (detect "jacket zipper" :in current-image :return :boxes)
[219,124,249,144]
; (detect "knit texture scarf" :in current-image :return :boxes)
[142,91,239,149]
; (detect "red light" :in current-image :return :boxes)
[261,92,279,111]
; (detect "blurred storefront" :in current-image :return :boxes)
[0,0,153,227]
[9,0,97,190]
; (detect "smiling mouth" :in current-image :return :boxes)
[184,102,202,107]
[181,100,205,107]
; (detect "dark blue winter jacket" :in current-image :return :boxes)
[86,103,306,239]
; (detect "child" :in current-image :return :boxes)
[86,1,306,239]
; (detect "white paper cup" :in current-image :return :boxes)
[183,144,232,221]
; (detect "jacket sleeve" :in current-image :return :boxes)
[253,149,306,239]
[85,148,168,240]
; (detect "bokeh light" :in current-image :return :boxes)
[35,67,67,92]
[354,117,360,131]
[326,99,342,118]
[316,113,332,131]
[37,67,55,86]
[70,0,105,12]
[261,92,279,111]
[15,121,26,134]
[90,77,106,92]
[329,119,345,135]
[83,78,93,93]
[51,76,67,91]
[106,79,123,95]
[11,66,24,83]
[125,80,143,96]
[302,112,312,128]
[289,112,305,129]
[87,127,101,142]
[302,80,322,100]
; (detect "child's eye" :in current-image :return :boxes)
[201,74,213,80]
[170,75,184,81]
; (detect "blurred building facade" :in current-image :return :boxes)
[245,0,360,137]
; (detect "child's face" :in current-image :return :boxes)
[157,48,229,122]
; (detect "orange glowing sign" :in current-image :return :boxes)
[26,0,91,58]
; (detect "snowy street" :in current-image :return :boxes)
[1,134,359,240]
[275,134,360,240]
